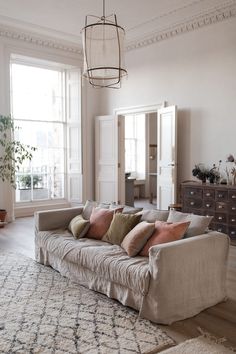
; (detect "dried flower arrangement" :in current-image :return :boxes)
[192,163,220,184]
[226,154,236,185]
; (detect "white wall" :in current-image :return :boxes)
[99,18,236,198]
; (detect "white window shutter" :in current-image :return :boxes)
[66,69,82,204]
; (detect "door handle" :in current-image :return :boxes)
[168,163,175,166]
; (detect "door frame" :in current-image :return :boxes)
[113,102,166,205]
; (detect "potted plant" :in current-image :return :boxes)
[0,114,36,226]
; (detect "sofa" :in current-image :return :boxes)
[35,206,229,325]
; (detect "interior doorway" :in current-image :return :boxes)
[123,112,158,209]
[95,104,177,210]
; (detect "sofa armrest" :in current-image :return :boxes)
[146,232,229,323]
[35,207,83,231]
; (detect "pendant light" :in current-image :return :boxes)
[81,0,127,88]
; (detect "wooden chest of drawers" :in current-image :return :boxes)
[181,182,236,241]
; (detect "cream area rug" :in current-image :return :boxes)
[0,252,174,354]
[161,335,235,354]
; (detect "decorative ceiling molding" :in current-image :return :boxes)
[0,24,82,55]
[126,2,236,51]
[0,1,235,55]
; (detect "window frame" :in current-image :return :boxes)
[10,56,80,207]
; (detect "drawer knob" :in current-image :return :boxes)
[232,207,236,211]
[231,231,236,235]
[218,194,223,198]
[206,193,211,197]
[190,191,195,195]
[231,219,235,222]
[206,204,211,208]
[218,216,223,220]
[232,195,236,199]
[217,228,222,232]
[190,201,195,206]
[218,205,223,209]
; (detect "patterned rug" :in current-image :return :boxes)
[0,252,175,354]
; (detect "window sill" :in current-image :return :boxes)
[14,199,71,218]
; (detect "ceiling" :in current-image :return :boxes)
[0,0,235,49]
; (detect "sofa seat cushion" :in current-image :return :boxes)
[38,230,150,295]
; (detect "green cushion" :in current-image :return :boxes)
[68,215,90,239]
[103,213,141,245]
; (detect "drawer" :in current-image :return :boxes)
[228,214,236,225]
[228,226,236,239]
[203,210,215,221]
[229,203,236,212]
[229,190,236,201]
[184,198,202,209]
[214,212,227,223]
[211,223,228,234]
[184,187,202,198]
[203,189,215,199]
[215,190,228,201]
[216,202,228,212]
[182,208,203,215]
[203,200,215,210]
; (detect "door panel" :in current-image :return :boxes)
[157,106,177,210]
[95,115,118,203]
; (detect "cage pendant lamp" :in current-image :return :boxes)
[82,0,127,88]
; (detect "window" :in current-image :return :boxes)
[125,114,146,179]
[10,58,81,204]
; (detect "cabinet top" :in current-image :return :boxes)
[181,181,236,190]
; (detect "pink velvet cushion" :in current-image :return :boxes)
[139,220,190,256]
[86,207,114,240]
[121,221,155,257]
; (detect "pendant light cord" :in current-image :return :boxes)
[102,0,105,20]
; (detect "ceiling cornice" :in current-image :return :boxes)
[0,2,235,55]
[126,2,236,51]
[0,24,82,55]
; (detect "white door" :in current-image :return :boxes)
[95,115,119,203]
[157,106,177,210]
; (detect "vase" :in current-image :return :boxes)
[0,209,7,228]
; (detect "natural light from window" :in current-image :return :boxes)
[125,114,146,180]
[11,63,65,202]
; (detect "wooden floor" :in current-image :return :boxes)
[0,217,236,350]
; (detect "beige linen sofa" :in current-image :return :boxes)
[35,206,229,325]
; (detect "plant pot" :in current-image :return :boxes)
[0,209,7,228]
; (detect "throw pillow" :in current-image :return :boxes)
[185,214,213,237]
[140,220,190,256]
[82,200,98,220]
[68,215,90,239]
[86,207,114,240]
[121,221,155,256]
[167,209,189,223]
[167,210,213,237]
[137,209,169,223]
[103,213,142,245]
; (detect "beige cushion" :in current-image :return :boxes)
[86,207,114,240]
[82,200,97,220]
[167,210,189,223]
[103,213,141,245]
[140,221,190,256]
[68,215,90,239]
[137,209,169,223]
[121,221,155,256]
[185,214,213,237]
[167,210,213,237]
